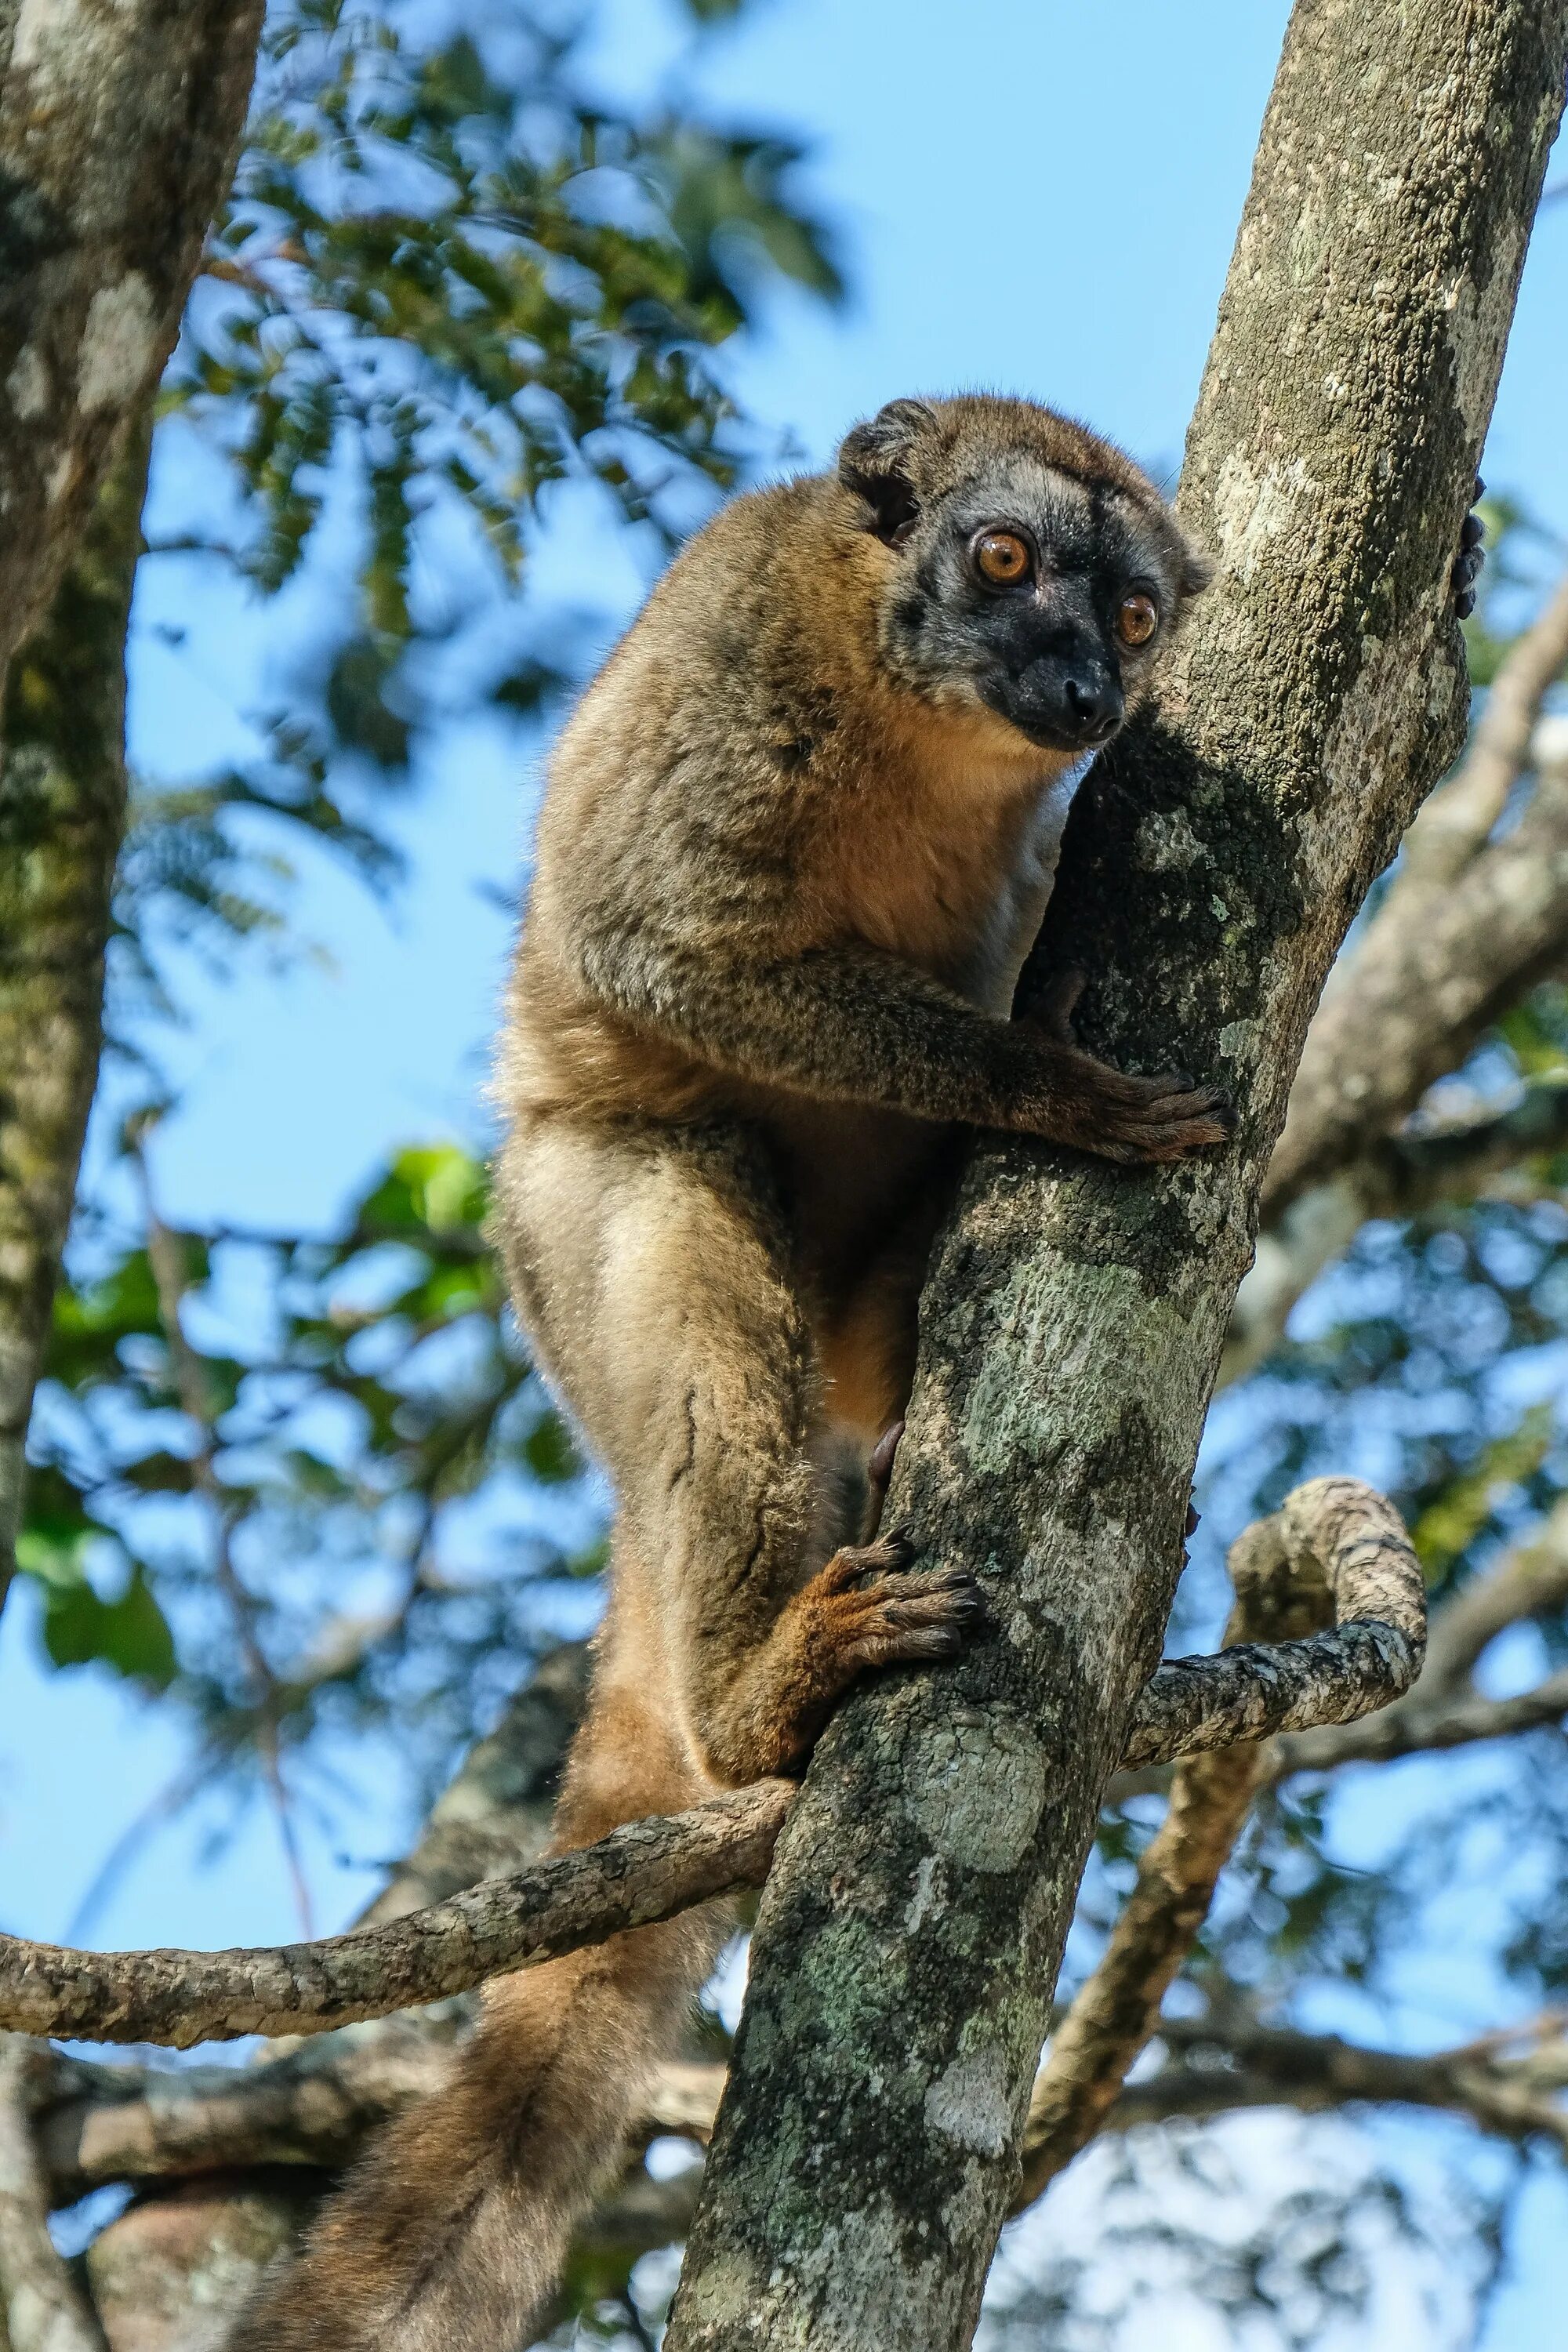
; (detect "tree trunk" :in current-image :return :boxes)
[663,9,1568,2348]
[0,1,263,691]
[0,426,148,1604]
[0,0,266,1597]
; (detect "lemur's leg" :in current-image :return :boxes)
[497,1113,980,1784]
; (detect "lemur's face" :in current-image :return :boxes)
[839,401,1209,759]
[884,463,1190,753]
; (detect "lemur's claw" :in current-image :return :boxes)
[1453,487,1486,619]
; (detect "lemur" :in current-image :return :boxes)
[233,393,1239,2352]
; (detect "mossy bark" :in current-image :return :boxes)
[663,8,1568,2348]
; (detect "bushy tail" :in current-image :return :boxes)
[230,1657,722,2352]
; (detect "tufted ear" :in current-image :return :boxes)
[837,397,937,545]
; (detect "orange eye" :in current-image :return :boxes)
[973,530,1032,586]
[1116,593,1160,648]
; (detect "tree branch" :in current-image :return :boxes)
[0,0,270,1617]
[1271,1662,1568,1775]
[1104,2016,1568,2158]
[1109,1500,1568,1799]
[1271,1494,1568,1773]
[1223,1068,1568,1385]
[1014,1478,1417,2205]
[0,2,264,690]
[1225,573,1568,1378]
[0,1784,793,2048]
[1419,1494,1568,1696]
[31,2041,724,2212]
[36,2031,455,2208]
[0,429,149,1610]
[20,1649,594,2347]
[1383,572,1568,902]
[1121,1479,1425,1770]
[1014,1489,1568,2205]
[1265,683,1568,1221]
[0,2035,109,2352]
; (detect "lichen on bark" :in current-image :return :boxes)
[664,9,1568,2348]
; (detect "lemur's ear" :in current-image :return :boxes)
[837,398,936,545]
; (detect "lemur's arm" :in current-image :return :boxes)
[579,921,1229,1164]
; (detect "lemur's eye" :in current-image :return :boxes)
[1116,593,1160,648]
[972,530,1032,586]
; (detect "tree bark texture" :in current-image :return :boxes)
[664,10,1568,2350]
[0,425,147,1603]
[0,0,267,1598]
[0,1,263,691]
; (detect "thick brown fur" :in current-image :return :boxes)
[230,394,1225,2352]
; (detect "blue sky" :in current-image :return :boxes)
[2,1,1566,2337]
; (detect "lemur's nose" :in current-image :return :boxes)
[1062,671,1121,742]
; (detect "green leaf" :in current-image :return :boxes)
[523,1409,579,1484]
[1410,1404,1555,1579]
[358,1142,489,1238]
[40,1562,179,1687]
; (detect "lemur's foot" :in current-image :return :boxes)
[815,1531,985,1668]
[695,1533,984,1784]
[1454,477,1486,619]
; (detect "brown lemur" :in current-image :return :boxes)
[231,393,1232,2352]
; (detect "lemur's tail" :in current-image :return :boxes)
[230,1635,724,2352]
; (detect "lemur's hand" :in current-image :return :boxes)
[1453,477,1486,620]
[1012,968,1233,1166]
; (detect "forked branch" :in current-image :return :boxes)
[1015,1475,1424,2205]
